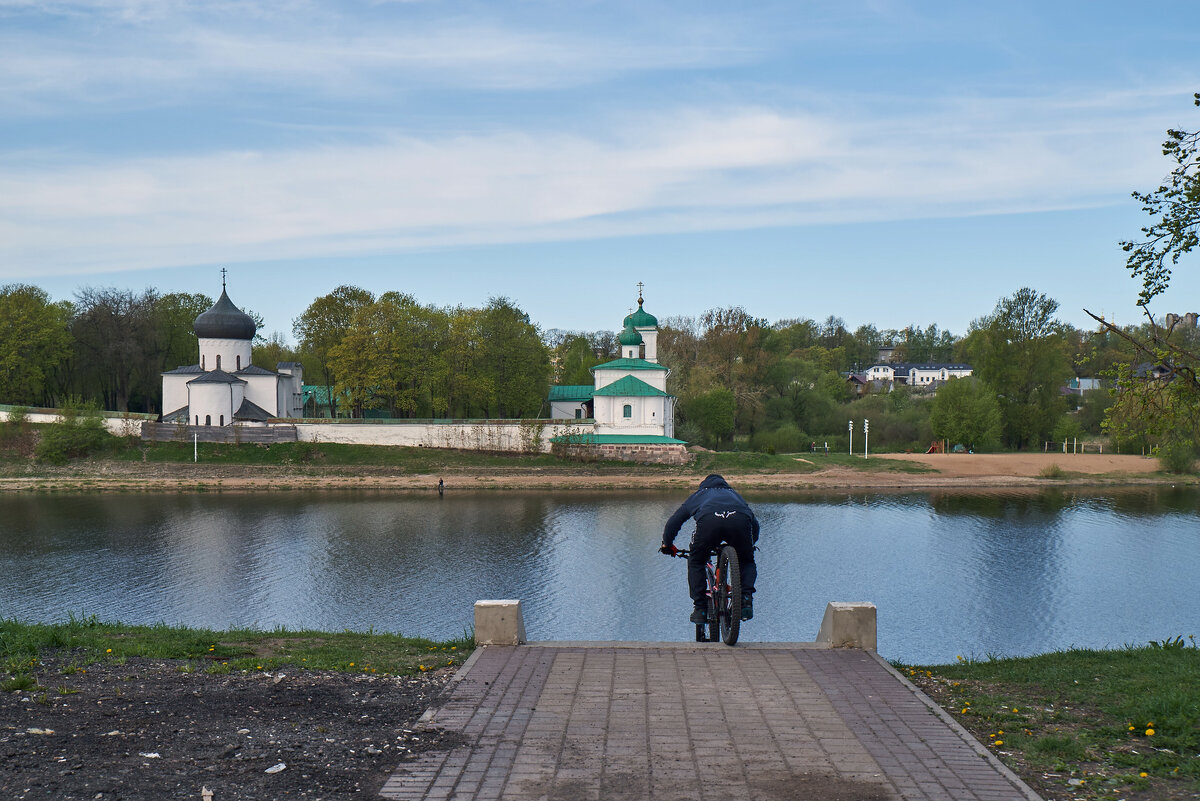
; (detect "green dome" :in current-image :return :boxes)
[623,297,658,329]
[618,323,643,346]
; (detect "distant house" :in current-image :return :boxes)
[547,385,594,420]
[861,362,973,391]
[1064,377,1104,395]
[1133,362,1174,381]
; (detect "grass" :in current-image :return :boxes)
[0,615,472,679]
[901,638,1200,800]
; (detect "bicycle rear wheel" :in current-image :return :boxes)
[718,545,741,645]
[705,563,720,642]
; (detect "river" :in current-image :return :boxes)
[1,488,1196,664]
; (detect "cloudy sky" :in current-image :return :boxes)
[2,0,1198,341]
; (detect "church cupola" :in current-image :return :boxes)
[619,322,643,359]
[195,274,254,373]
[622,284,659,362]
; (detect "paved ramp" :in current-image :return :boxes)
[382,644,1041,801]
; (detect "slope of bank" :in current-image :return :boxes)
[0,446,1184,493]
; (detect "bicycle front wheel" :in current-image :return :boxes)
[718,545,741,645]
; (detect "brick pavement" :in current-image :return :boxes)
[380,644,1041,801]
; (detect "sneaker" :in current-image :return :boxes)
[690,608,708,624]
[740,595,753,621]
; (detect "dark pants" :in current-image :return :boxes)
[687,512,756,609]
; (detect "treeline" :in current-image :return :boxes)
[2,281,1191,453]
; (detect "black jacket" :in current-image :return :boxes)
[663,474,759,546]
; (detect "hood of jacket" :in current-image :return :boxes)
[699,474,731,490]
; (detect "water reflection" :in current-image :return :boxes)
[0,488,1197,664]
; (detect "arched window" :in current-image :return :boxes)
[237,355,242,370]
[216,355,221,370]
[195,415,199,425]
[623,404,632,419]
[201,355,205,370]
[219,415,224,426]
[205,415,211,426]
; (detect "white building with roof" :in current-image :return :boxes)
[160,280,303,427]
[547,289,681,446]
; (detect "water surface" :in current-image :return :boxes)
[1,488,1196,664]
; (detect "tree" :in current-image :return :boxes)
[0,284,72,406]
[682,387,736,448]
[930,377,1002,450]
[967,288,1071,448]
[71,287,161,412]
[293,286,375,419]
[476,297,550,418]
[1121,93,1200,308]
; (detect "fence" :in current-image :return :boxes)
[141,422,298,444]
[1043,439,1111,454]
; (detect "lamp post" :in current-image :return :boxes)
[848,419,853,455]
[864,418,870,459]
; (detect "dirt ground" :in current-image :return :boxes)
[0,452,1175,495]
[0,654,462,801]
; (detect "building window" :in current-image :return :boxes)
[237,355,242,370]
[623,404,632,418]
[574,409,582,419]
[201,355,205,370]
[205,415,211,426]
[219,415,224,426]
[216,355,221,370]
[195,415,199,425]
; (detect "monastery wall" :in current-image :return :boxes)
[294,419,591,454]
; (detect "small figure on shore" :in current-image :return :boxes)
[437,478,444,497]
[660,474,759,623]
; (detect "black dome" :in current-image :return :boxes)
[194,290,256,340]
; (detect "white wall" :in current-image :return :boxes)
[295,420,589,452]
[0,409,149,437]
[198,337,252,373]
[161,374,190,417]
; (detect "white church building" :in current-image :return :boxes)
[160,281,303,427]
[548,290,682,449]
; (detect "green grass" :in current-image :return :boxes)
[901,639,1200,798]
[0,615,472,678]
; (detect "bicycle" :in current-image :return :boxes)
[672,546,742,645]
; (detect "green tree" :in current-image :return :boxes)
[293,286,375,419]
[682,387,736,448]
[554,335,603,386]
[1096,93,1200,458]
[476,297,550,418]
[967,288,1072,448]
[930,377,1002,450]
[0,284,73,406]
[70,286,161,412]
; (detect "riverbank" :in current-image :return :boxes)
[3,621,1196,800]
[0,447,1184,493]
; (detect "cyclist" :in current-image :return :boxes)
[660,474,759,623]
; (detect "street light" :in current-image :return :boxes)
[848,419,853,455]
[863,418,870,459]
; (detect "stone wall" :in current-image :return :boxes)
[555,442,690,465]
[294,420,590,454]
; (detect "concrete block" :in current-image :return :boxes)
[816,602,877,650]
[474,600,527,646]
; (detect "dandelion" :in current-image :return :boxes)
[956,655,963,661]
[349,662,354,667]
[1128,725,1135,731]
[994,740,1003,747]
[997,730,1003,736]
[451,647,457,651]
[106,648,112,653]
[1139,772,1148,778]
[1012,708,1018,713]
[1145,728,1155,736]
[961,708,968,714]
[419,665,427,671]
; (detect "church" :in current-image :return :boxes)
[160,279,304,427]
[547,289,682,446]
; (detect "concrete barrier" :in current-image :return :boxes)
[815,602,877,650]
[474,600,527,646]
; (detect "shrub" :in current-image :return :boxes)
[34,400,114,464]
[1158,439,1196,474]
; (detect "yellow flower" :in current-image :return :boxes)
[997,730,1004,736]
[1139,772,1148,778]
[961,708,967,714]
[993,740,1003,746]
[1145,728,1155,736]
[349,662,354,667]
[106,648,112,653]
[1011,708,1018,713]
[1129,725,1135,731]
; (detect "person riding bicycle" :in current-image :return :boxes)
[660,474,759,623]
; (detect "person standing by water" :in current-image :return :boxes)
[659,474,759,623]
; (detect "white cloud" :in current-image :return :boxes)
[0,91,1183,278]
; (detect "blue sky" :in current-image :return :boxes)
[2,0,1199,343]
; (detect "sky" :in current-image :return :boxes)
[2,0,1199,344]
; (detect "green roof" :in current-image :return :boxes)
[618,323,643,346]
[623,299,658,329]
[593,375,669,397]
[592,357,668,372]
[547,385,594,402]
[551,433,687,445]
